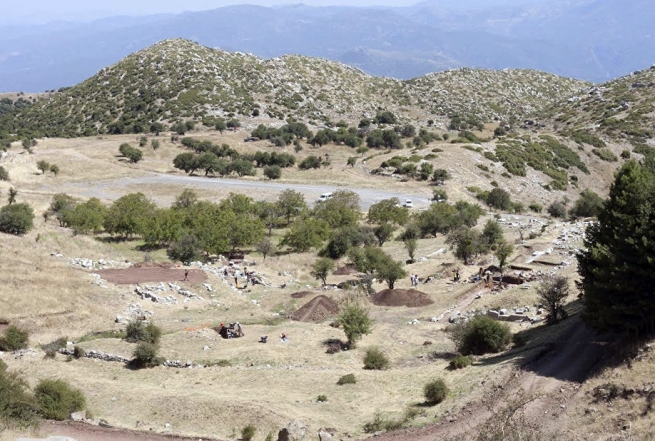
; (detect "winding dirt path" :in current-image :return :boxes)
[372,317,608,441]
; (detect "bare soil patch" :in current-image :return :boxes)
[290,295,339,323]
[290,291,314,299]
[41,421,213,441]
[96,268,207,285]
[333,265,358,276]
[371,289,434,307]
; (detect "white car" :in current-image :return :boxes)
[317,192,333,202]
[403,199,413,208]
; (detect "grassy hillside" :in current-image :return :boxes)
[8,39,587,138]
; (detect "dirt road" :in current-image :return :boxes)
[38,421,213,441]
[372,317,607,441]
[53,174,431,210]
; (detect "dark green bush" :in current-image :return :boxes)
[73,346,85,359]
[449,353,472,370]
[363,347,389,370]
[337,374,356,385]
[0,361,39,429]
[529,203,543,213]
[317,394,328,402]
[424,378,449,405]
[0,203,35,235]
[452,316,511,355]
[125,320,161,344]
[34,379,85,421]
[131,342,162,369]
[547,201,568,219]
[41,337,67,354]
[242,424,256,441]
[0,166,9,181]
[0,325,29,351]
[592,148,618,162]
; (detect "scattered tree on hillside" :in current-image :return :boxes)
[337,304,373,348]
[495,242,514,272]
[255,238,276,260]
[8,187,17,205]
[569,189,604,219]
[311,258,335,286]
[447,227,484,265]
[49,164,60,176]
[36,160,50,174]
[404,238,418,263]
[0,166,9,181]
[537,276,570,325]
[0,203,34,235]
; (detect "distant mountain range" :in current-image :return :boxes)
[1,0,654,92]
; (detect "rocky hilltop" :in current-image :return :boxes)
[11,39,587,138]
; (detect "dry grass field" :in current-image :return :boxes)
[1,129,652,441]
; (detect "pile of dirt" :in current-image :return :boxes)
[290,295,339,323]
[290,291,314,299]
[370,289,434,307]
[333,265,358,276]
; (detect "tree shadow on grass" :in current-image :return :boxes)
[474,301,614,383]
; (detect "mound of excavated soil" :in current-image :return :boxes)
[290,295,339,323]
[290,291,314,299]
[333,265,358,276]
[370,289,434,307]
[96,268,206,285]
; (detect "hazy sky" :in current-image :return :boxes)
[3,0,419,24]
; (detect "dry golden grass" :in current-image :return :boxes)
[0,131,643,440]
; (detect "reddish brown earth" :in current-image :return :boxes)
[41,420,214,441]
[370,289,434,307]
[95,268,207,285]
[290,295,340,323]
[290,291,314,299]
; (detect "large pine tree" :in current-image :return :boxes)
[578,159,655,334]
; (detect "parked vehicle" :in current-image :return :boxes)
[317,192,333,202]
[403,199,414,208]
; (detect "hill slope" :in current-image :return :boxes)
[10,39,587,138]
[543,65,655,153]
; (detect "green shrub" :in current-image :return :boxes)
[0,166,9,181]
[529,203,543,213]
[451,316,511,355]
[620,149,631,159]
[125,320,161,344]
[547,201,568,219]
[363,347,389,370]
[0,361,39,429]
[0,203,35,235]
[424,378,449,405]
[317,394,328,402]
[449,353,472,370]
[592,148,618,162]
[0,325,29,351]
[242,424,256,441]
[73,346,85,359]
[131,342,162,369]
[34,379,85,421]
[337,374,356,385]
[41,337,67,354]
